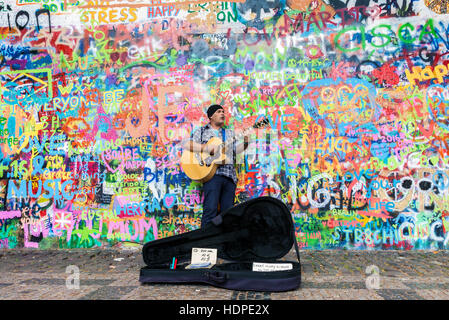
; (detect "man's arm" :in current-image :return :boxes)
[182,126,206,153]
[182,140,207,153]
[181,126,217,155]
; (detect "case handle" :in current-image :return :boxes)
[206,271,228,283]
[211,215,223,226]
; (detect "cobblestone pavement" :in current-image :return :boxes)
[1,247,448,300]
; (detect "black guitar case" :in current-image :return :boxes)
[139,196,301,292]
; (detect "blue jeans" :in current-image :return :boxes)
[202,174,236,228]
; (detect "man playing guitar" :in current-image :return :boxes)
[183,104,249,228]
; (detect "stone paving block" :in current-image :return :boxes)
[303,275,363,282]
[276,289,384,300]
[413,290,449,300]
[374,289,424,300]
[276,289,321,300]
[231,291,271,300]
[334,289,384,300]
[300,281,367,289]
[403,282,449,290]
[1,249,448,300]
[108,275,141,287]
[0,284,102,300]
[79,286,139,300]
[122,285,233,300]
[19,278,117,286]
[377,277,412,290]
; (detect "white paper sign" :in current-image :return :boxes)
[252,262,293,272]
[191,248,217,266]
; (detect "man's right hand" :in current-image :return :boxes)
[204,144,219,155]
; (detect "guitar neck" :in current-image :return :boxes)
[222,122,264,149]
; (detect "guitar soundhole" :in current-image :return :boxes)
[205,152,221,166]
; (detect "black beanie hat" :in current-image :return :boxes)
[207,104,223,118]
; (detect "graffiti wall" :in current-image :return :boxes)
[0,0,448,250]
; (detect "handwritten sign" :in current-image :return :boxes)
[191,247,217,266]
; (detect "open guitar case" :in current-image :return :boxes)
[139,196,301,292]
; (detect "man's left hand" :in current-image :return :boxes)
[243,135,249,149]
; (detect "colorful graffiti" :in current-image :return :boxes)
[0,0,448,250]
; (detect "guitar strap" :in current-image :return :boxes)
[222,128,236,164]
[222,127,225,143]
[200,126,206,143]
[222,128,226,163]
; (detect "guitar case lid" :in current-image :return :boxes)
[142,196,298,266]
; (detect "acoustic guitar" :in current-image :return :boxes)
[181,118,269,183]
